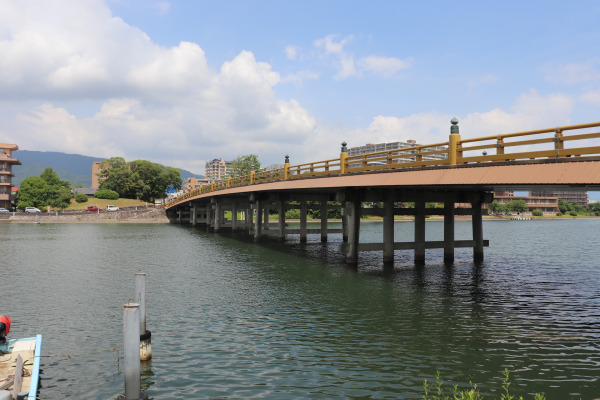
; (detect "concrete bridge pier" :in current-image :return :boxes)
[254,199,263,242]
[320,198,328,243]
[345,195,361,265]
[300,200,308,243]
[414,194,426,264]
[213,198,221,233]
[471,195,484,261]
[231,202,238,231]
[278,200,286,241]
[383,195,394,264]
[443,198,455,262]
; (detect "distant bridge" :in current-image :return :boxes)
[166,120,600,266]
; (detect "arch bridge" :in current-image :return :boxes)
[166,120,600,266]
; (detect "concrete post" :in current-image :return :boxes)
[123,302,141,400]
[383,196,394,264]
[472,196,484,260]
[300,200,307,243]
[254,200,262,242]
[191,204,197,227]
[214,200,221,233]
[342,204,348,242]
[263,203,269,232]
[320,199,328,243]
[444,200,455,262]
[346,197,360,264]
[278,200,286,241]
[232,202,238,231]
[414,195,426,264]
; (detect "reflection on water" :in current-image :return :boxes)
[0,220,599,398]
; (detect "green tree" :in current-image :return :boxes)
[16,176,48,209]
[488,200,502,215]
[16,168,73,210]
[229,154,261,178]
[98,157,182,202]
[558,199,569,214]
[507,199,528,215]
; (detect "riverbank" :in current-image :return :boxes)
[0,207,169,223]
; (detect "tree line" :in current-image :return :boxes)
[15,158,182,211]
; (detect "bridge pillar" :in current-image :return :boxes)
[278,200,286,241]
[300,200,307,243]
[414,194,426,264]
[214,199,221,233]
[342,204,348,242]
[444,199,455,262]
[320,198,328,243]
[263,202,270,233]
[191,204,197,226]
[246,206,253,235]
[254,200,263,242]
[231,202,237,231]
[383,195,394,264]
[177,209,182,224]
[472,195,484,260]
[346,197,360,264]
[207,204,214,233]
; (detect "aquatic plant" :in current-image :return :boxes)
[421,369,546,400]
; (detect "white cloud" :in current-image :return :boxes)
[357,55,413,78]
[0,0,319,174]
[314,34,353,55]
[285,45,300,60]
[281,70,320,85]
[581,89,600,105]
[545,59,600,84]
[314,34,412,80]
[154,1,171,15]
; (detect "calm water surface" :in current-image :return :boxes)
[1,219,599,399]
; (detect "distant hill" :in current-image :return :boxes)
[12,150,204,187]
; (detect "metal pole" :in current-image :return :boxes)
[134,273,146,334]
[123,302,141,400]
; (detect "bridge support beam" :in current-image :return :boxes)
[444,199,455,262]
[472,195,484,261]
[383,196,394,264]
[414,194,426,264]
[346,196,361,265]
[300,200,307,243]
[278,200,286,241]
[254,200,263,242]
[214,199,221,233]
[320,198,328,243]
[231,202,237,231]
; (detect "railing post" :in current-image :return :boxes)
[448,118,461,165]
[284,155,290,179]
[227,177,232,187]
[340,142,348,174]
[496,138,505,156]
[554,128,564,157]
[250,170,255,184]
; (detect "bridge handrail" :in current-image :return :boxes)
[166,121,600,208]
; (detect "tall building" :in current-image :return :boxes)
[0,144,21,210]
[184,177,210,192]
[205,159,231,181]
[347,139,448,165]
[529,190,588,207]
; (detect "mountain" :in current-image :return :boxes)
[12,150,204,187]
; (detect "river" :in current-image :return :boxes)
[1,219,599,399]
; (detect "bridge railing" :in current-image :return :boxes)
[167,121,600,207]
[457,121,600,163]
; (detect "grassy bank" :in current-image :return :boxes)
[66,198,151,210]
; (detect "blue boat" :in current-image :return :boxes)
[0,335,42,400]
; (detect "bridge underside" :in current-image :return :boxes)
[166,157,600,267]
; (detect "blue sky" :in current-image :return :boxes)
[1,0,600,186]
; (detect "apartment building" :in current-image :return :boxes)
[0,144,21,210]
[529,190,588,207]
[205,159,231,181]
[184,177,210,192]
[493,194,559,214]
[348,139,448,165]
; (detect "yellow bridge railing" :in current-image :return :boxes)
[167,121,600,207]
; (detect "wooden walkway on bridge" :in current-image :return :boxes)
[166,120,600,266]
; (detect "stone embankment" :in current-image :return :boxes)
[0,207,169,223]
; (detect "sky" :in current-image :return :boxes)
[1,0,600,179]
